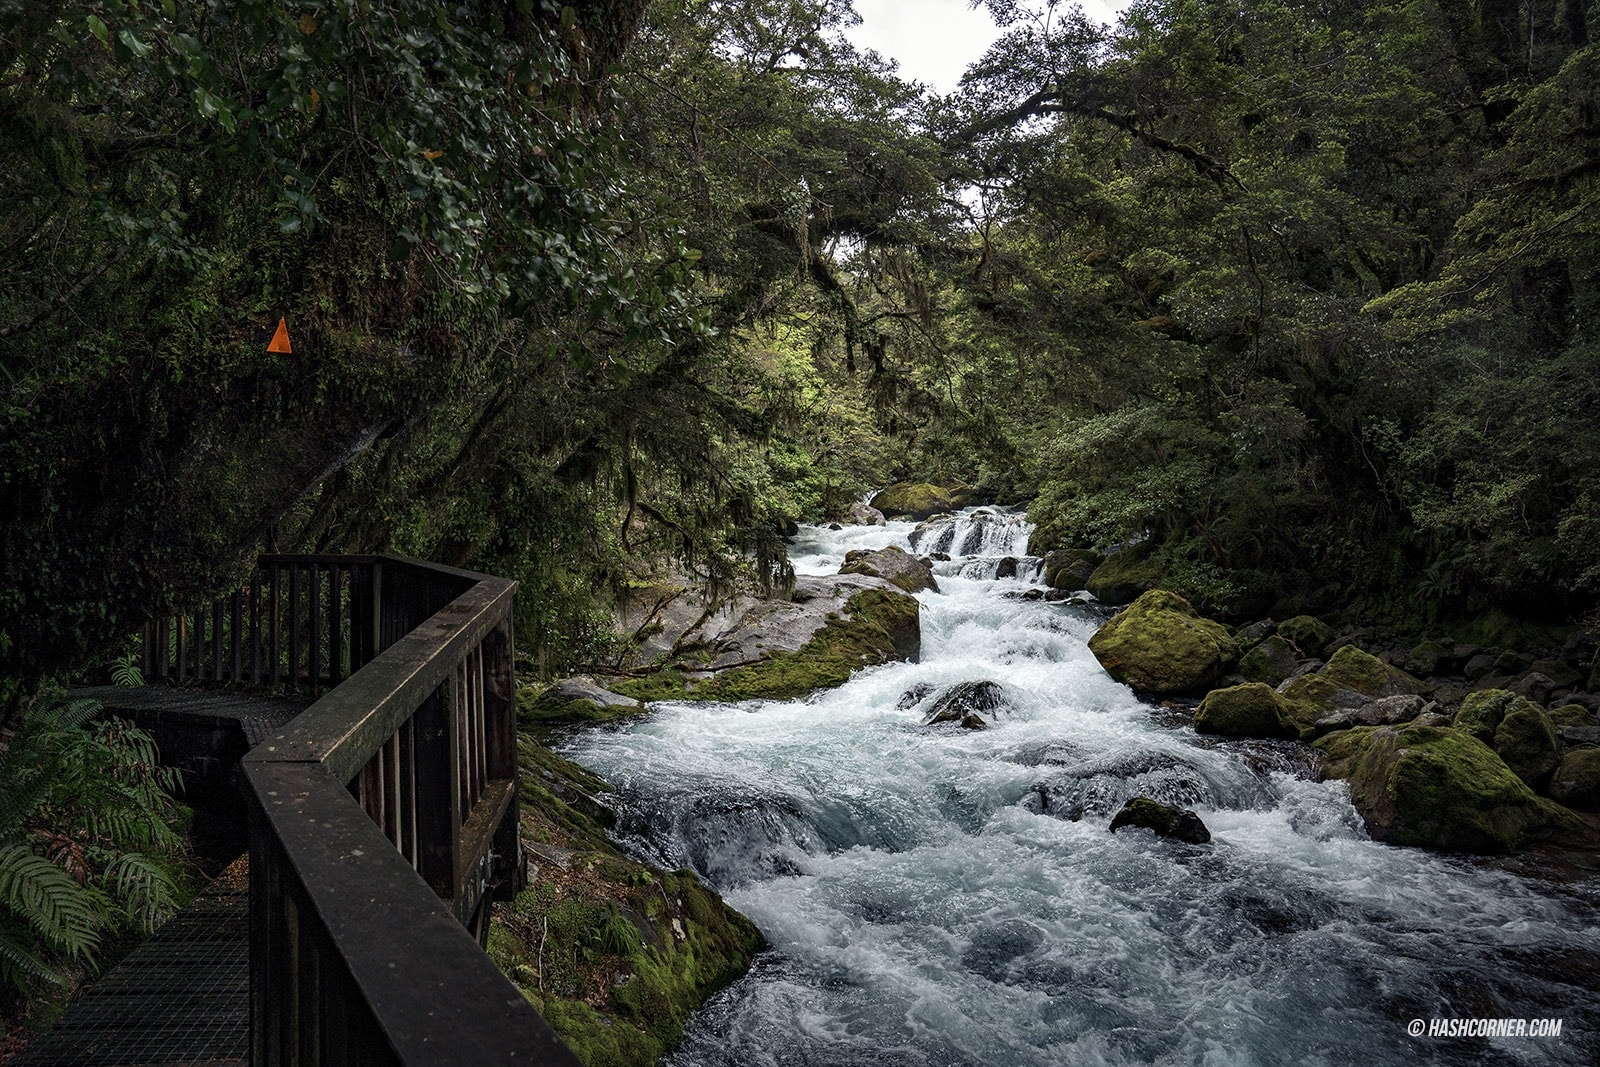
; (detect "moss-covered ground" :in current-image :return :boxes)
[491,736,765,1067]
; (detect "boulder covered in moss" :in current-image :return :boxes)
[1279,645,1428,729]
[493,742,765,1067]
[1276,615,1334,656]
[839,545,938,593]
[612,575,921,703]
[1041,548,1102,591]
[1085,544,1162,604]
[519,676,647,728]
[1088,590,1239,696]
[1314,724,1580,853]
[1548,750,1600,810]
[1549,703,1598,729]
[1238,634,1299,687]
[1108,797,1211,844]
[1492,702,1562,793]
[1452,688,1533,744]
[1194,682,1298,739]
[870,481,955,520]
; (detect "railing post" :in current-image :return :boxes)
[412,688,461,903]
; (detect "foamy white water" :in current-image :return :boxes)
[560,514,1599,1066]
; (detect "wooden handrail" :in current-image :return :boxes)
[231,555,579,1066]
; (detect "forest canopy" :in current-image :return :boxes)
[3,0,1598,699]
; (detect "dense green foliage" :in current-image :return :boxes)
[0,694,188,1008]
[5,0,1598,687]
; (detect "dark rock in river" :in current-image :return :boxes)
[1548,750,1600,810]
[1194,683,1299,740]
[1108,797,1211,844]
[1238,634,1299,687]
[870,482,955,520]
[923,680,1010,730]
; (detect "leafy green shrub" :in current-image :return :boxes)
[0,692,190,1004]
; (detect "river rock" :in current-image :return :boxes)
[1403,640,1451,677]
[1042,548,1101,590]
[1108,797,1211,844]
[519,675,647,726]
[1233,619,1277,646]
[613,573,920,701]
[1548,750,1600,810]
[839,545,938,593]
[1314,724,1579,853]
[1238,634,1299,687]
[922,680,1010,730]
[1549,704,1598,729]
[1084,545,1162,604]
[1278,646,1429,731]
[870,482,954,520]
[1194,683,1298,740]
[1452,688,1531,744]
[845,501,886,526]
[1308,695,1430,739]
[1276,615,1333,656]
[1088,590,1240,697]
[1492,702,1562,793]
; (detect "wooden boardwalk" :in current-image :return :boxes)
[11,864,249,1067]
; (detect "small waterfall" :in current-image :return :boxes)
[908,508,1031,558]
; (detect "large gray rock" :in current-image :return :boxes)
[845,501,886,526]
[839,545,938,593]
[619,572,920,674]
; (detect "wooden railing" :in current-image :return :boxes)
[153,556,579,1065]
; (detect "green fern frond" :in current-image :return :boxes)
[0,844,106,959]
[0,925,70,989]
[110,654,145,688]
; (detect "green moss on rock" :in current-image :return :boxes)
[838,545,938,593]
[1548,749,1600,810]
[1238,634,1298,687]
[1549,704,1597,729]
[1087,590,1239,696]
[1085,544,1163,604]
[1492,704,1561,793]
[493,742,766,1067]
[1314,724,1580,853]
[1108,797,1211,843]
[1280,646,1427,728]
[1195,683,1298,739]
[1042,548,1102,591]
[1452,689,1530,744]
[612,589,919,703]
[1276,615,1333,656]
[869,482,954,519]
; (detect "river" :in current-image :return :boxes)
[559,511,1599,1066]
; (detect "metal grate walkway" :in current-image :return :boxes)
[11,869,249,1066]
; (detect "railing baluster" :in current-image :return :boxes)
[309,563,322,697]
[269,563,282,687]
[289,564,302,691]
[330,564,344,686]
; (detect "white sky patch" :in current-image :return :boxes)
[848,0,1128,95]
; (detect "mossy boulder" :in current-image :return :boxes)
[518,676,648,728]
[1085,544,1163,604]
[1087,590,1240,696]
[1279,645,1428,729]
[1042,548,1102,591]
[1549,703,1597,729]
[869,481,955,520]
[1314,724,1580,853]
[1194,683,1298,740]
[1403,640,1451,677]
[839,545,938,593]
[494,743,766,1066]
[1108,797,1211,844]
[1548,750,1600,810]
[613,585,920,703]
[1238,634,1299,687]
[1276,615,1334,656]
[1452,688,1533,744]
[1492,703,1562,793]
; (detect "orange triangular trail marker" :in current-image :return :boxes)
[267,317,293,354]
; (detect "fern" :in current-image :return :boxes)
[0,690,191,999]
[110,653,144,688]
